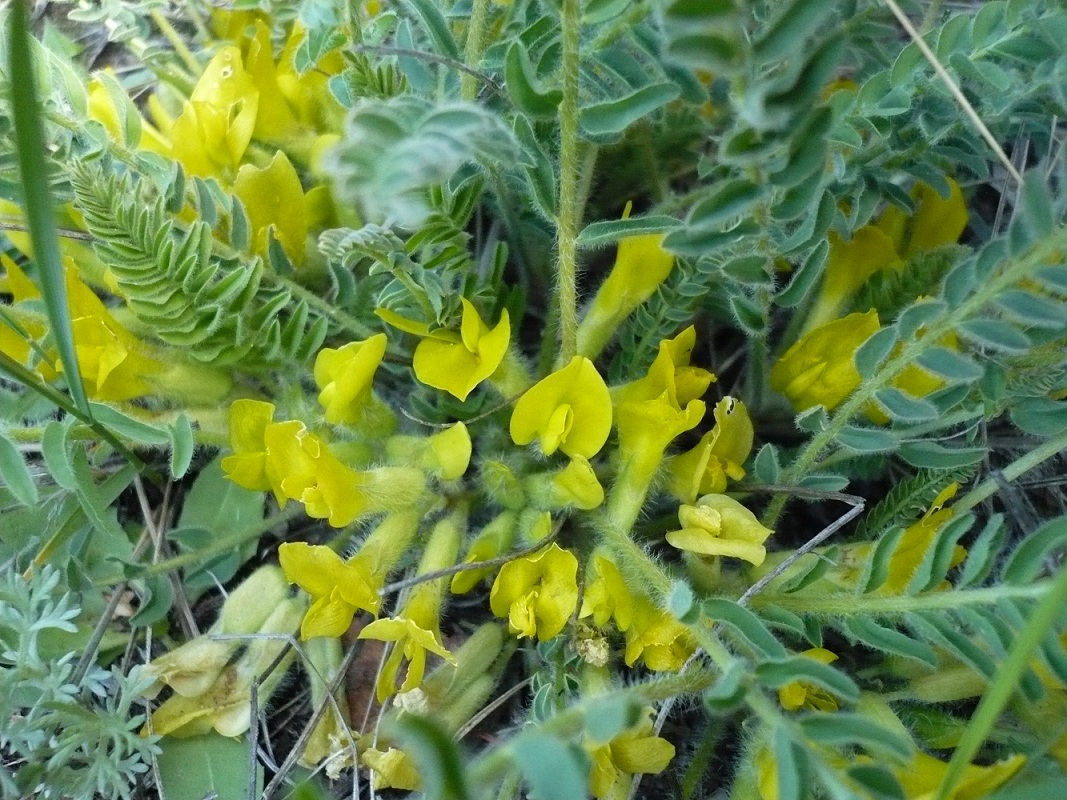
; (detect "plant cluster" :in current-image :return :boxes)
[2,0,1067,799]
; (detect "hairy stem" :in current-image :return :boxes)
[555,0,581,364]
[461,0,491,101]
[749,582,1048,616]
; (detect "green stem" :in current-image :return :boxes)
[749,582,1048,616]
[461,0,491,101]
[555,0,582,364]
[953,428,1067,515]
[762,225,1067,528]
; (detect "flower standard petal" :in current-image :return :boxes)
[413,301,510,400]
[314,333,388,424]
[511,357,612,458]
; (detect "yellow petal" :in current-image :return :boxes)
[413,305,510,400]
[313,334,388,424]
[300,590,357,639]
[232,150,308,264]
[511,356,613,458]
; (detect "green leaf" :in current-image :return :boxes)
[8,1,90,417]
[703,660,748,713]
[847,764,905,800]
[1016,170,1055,240]
[89,403,171,445]
[688,179,764,227]
[854,327,898,380]
[504,42,562,118]
[1001,515,1067,585]
[898,442,987,469]
[157,733,257,800]
[755,656,860,703]
[576,215,679,248]
[956,515,1005,587]
[958,319,1032,353]
[703,598,787,658]
[910,513,974,593]
[585,696,641,743]
[873,388,939,422]
[391,714,470,800]
[776,240,828,308]
[130,572,174,626]
[836,425,897,453]
[0,431,38,506]
[915,347,983,382]
[580,82,680,138]
[843,616,937,666]
[906,612,997,680]
[993,289,1066,328]
[753,0,836,62]
[169,414,195,478]
[1010,398,1067,436]
[861,527,906,593]
[752,443,781,483]
[42,419,78,491]
[511,731,587,800]
[799,713,913,762]
[773,724,803,800]
[668,580,700,623]
[404,0,460,59]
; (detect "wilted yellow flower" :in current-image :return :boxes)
[587,710,676,799]
[877,482,964,594]
[778,648,840,711]
[170,47,259,179]
[577,206,675,359]
[666,493,773,566]
[360,616,455,701]
[877,178,968,260]
[87,72,171,154]
[580,553,634,632]
[363,747,421,791]
[770,309,880,412]
[149,595,304,737]
[232,150,309,264]
[624,595,696,672]
[511,356,613,458]
[314,333,388,424]
[411,298,510,400]
[667,396,753,502]
[490,543,579,640]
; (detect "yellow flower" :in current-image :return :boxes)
[56,265,164,401]
[510,356,613,458]
[169,47,259,179]
[0,255,45,365]
[359,616,455,701]
[667,396,753,503]
[278,542,381,638]
[580,553,634,632]
[577,204,675,359]
[614,325,715,409]
[877,178,968,259]
[220,399,283,496]
[363,747,421,791]
[232,150,309,264]
[587,710,676,799]
[895,751,1024,800]
[313,333,388,424]
[770,309,880,412]
[243,20,303,144]
[805,178,967,333]
[666,493,774,566]
[411,298,510,400]
[624,594,696,672]
[777,648,840,711]
[490,543,579,640]
[877,482,964,595]
[87,72,170,155]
